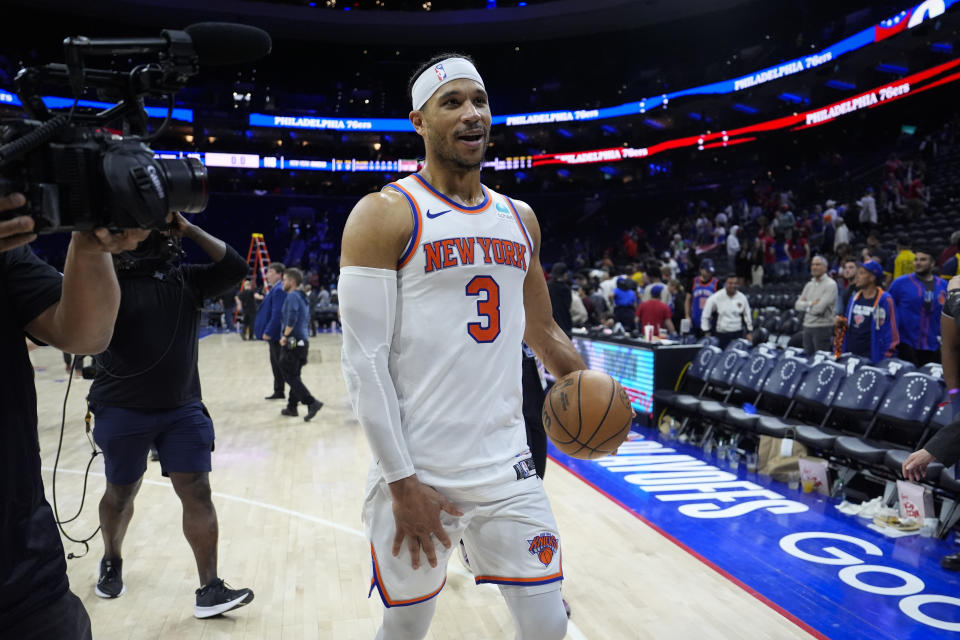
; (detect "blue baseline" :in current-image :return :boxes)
[548,429,960,639]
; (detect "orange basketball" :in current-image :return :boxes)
[541,370,634,459]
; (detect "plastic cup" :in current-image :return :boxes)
[727,449,740,471]
[787,473,800,491]
[801,477,816,493]
[746,452,758,473]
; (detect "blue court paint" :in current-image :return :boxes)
[549,430,960,639]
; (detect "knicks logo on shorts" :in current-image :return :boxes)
[527,533,559,567]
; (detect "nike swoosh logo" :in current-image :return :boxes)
[425,209,451,219]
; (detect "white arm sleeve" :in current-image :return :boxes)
[338,266,414,482]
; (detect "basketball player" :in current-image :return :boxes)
[338,54,586,640]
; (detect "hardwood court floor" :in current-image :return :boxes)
[31,333,817,640]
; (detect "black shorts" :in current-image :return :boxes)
[92,401,214,485]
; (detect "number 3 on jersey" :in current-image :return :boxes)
[465,275,501,343]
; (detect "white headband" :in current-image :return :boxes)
[411,57,485,111]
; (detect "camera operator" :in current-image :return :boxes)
[1,193,149,640]
[86,213,255,618]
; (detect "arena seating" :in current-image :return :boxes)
[656,342,959,539]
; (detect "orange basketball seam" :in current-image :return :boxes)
[546,379,577,445]
[569,372,616,457]
[591,415,633,454]
[575,370,584,439]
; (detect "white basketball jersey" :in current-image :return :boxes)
[385,173,533,491]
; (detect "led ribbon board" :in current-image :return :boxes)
[241,0,958,133]
[530,57,960,167]
[148,57,960,173]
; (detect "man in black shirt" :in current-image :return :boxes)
[1,193,149,640]
[87,214,255,618]
[236,279,258,340]
[219,285,239,333]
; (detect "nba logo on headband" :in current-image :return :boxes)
[412,57,485,110]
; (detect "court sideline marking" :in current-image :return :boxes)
[43,466,589,640]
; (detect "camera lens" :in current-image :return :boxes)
[160,156,207,213]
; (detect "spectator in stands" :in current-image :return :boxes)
[834,258,859,334]
[888,248,946,366]
[771,232,791,281]
[842,260,899,361]
[833,218,850,254]
[587,282,610,323]
[864,231,887,265]
[773,204,795,235]
[637,295,676,338]
[612,276,638,332]
[726,225,740,264]
[892,236,916,280]
[789,229,809,276]
[858,187,878,231]
[750,238,765,286]
[685,258,718,338]
[942,234,960,281]
[547,262,573,337]
[823,199,838,224]
[795,256,837,355]
[598,269,617,302]
[940,231,960,269]
[903,171,927,219]
[701,274,752,349]
[570,284,588,328]
[641,265,669,303]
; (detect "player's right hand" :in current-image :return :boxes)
[390,478,464,570]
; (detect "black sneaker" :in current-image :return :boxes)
[264,393,285,400]
[943,552,960,571]
[194,578,254,618]
[280,407,298,417]
[95,558,125,598]
[304,401,324,422]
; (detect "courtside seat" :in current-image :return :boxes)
[759,361,847,439]
[698,350,751,420]
[834,372,944,466]
[876,358,916,377]
[724,338,752,354]
[725,356,810,433]
[654,346,723,411]
[941,466,960,494]
[883,399,952,480]
[708,351,778,430]
[919,363,944,378]
[797,365,894,455]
